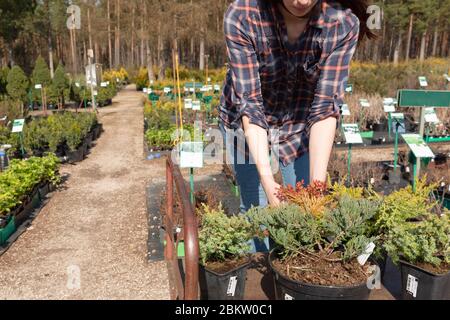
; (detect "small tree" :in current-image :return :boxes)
[52,64,68,109]
[6,65,29,115]
[32,56,51,112]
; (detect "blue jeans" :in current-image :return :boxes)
[220,124,310,252]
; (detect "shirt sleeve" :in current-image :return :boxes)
[306,17,360,134]
[224,4,268,131]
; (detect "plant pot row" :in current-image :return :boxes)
[0,181,56,247]
[65,123,103,164]
[199,249,449,301]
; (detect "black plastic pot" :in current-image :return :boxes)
[269,250,372,300]
[400,260,450,300]
[66,146,84,163]
[199,258,251,300]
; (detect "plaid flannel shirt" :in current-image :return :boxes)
[219,0,359,165]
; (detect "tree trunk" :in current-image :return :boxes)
[393,32,402,66]
[131,3,135,68]
[441,31,449,57]
[199,28,205,70]
[141,0,145,67]
[419,31,427,63]
[88,8,93,50]
[107,0,112,68]
[48,34,54,78]
[432,26,439,57]
[405,14,414,62]
[114,0,121,68]
[146,40,155,83]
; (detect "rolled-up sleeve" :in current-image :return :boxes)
[306,18,359,133]
[224,4,268,130]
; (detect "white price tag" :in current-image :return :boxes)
[406,275,418,298]
[227,276,238,297]
[384,104,396,113]
[424,108,439,124]
[75,82,80,88]
[179,142,204,168]
[418,76,428,87]
[284,294,294,300]
[214,85,221,91]
[341,104,351,116]
[342,124,363,144]
[143,88,148,93]
[359,99,370,108]
[402,134,435,158]
[357,242,376,266]
[100,82,108,87]
[163,87,171,94]
[184,99,192,109]
[192,100,201,111]
[35,84,42,89]
[12,119,25,133]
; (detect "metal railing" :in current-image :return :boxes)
[165,157,199,300]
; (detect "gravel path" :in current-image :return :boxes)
[0,85,170,300]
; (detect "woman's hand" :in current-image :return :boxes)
[262,178,282,207]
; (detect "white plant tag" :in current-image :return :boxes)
[406,275,418,298]
[227,276,238,297]
[357,242,376,266]
[284,294,294,300]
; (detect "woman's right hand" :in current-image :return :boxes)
[262,179,282,207]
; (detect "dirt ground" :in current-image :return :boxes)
[0,85,170,300]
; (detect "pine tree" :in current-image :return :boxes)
[52,63,68,109]
[6,65,29,115]
[32,56,51,112]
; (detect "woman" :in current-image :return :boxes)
[220,0,375,214]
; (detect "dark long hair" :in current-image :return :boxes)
[267,0,376,41]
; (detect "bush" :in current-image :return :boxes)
[199,204,252,265]
[248,183,380,262]
[0,154,60,216]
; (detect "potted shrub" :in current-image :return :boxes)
[198,204,253,300]
[247,182,381,300]
[373,177,446,298]
[375,178,450,300]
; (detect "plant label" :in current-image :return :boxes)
[444,74,450,82]
[75,82,80,88]
[345,84,353,93]
[192,100,201,111]
[402,134,434,159]
[406,275,418,298]
[184,99,193,109]
[148,88,152,94]
[179,142,203,168]
[200,86,208,92]
[384,104,396,113]
[227,276,238,297]
[93,90,98,96]
[143,88,148,93]
[207,77,211,82]
[418,76,428,87]
[101,82,108,87]
[357,242,376,266]
[214,85,221,91]
[342,124,363,144]
[12,119,25,133]
[341,104,351,116]
[424,107,439,124]
[359,99,370,108]
[284,294,294,300]
[391,113,406,134]
[163,87,171,94]
[35,84,42,89]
